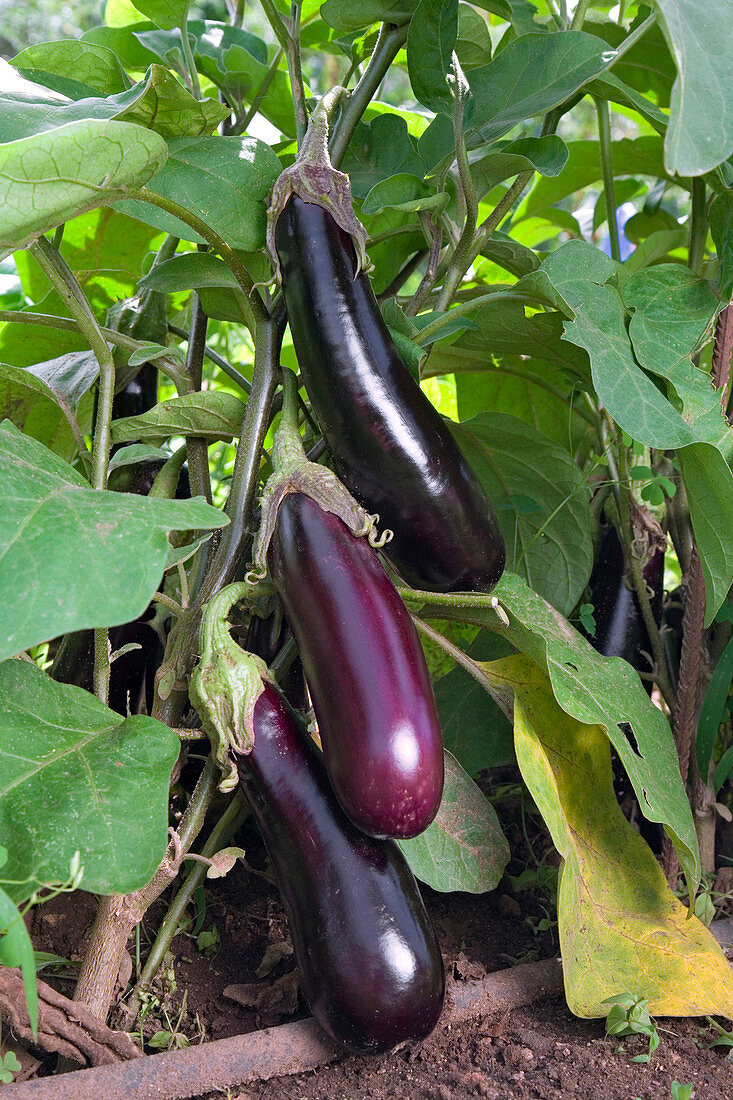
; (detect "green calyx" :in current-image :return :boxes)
[189,582,271,793]
[265,86,371,282]
[247,370,391,582]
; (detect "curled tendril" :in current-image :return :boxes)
[490,596,510,627]
[244,563,268,585]
[368,522,394,548]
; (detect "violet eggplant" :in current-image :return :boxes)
[274,195,505,594]
[267,490,444,839]
[238,681,445,1054]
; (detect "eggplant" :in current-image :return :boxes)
[274,195,505,594]
[243,600,308,712]
[238,681,445,1054]
[267,490,444,839]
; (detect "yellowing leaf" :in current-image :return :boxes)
[482,654,733,1019]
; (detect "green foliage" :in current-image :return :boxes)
[2,0,732,1037]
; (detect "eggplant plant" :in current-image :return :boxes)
[0,0,732,1063]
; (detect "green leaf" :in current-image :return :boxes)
[398,751,510,893]
[362,173,449,216]
[0,119,167,255]
[0,363,85,460]
[487,654,733,1018]
[456,3,492,69]
[525,241,711,450]
[343,113,425,198]
[0,660,180,903]
[655,0,733,175]
[678,443,733,627]
[321,0,417,33]
[0,421,227,661]
[81,22,163,71]
[451,412,593,615]
[585,72,668,133]
[11,39,132,97]
[407,0,458,116]
[116,135,281,251]
[426,298,590,380]
[465,32,614,148]
[433,632,514,774]
[407,572,701,892]
[709,191,733,300]
[108,443,170,472]
[132,0,189,31]
[139,251,239,293]
[454,361,588,452]
[469,135,568,199]
[112,391,247,443]
[0,885,39,1034]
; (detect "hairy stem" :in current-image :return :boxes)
[595,97,620,263]
[181,294,213,504]
[673,546,707,786]
[125,792,249,1024]
[329,22,409,169]
[711,298,733,418]
[688,177,707,275]
[405,216,442,316]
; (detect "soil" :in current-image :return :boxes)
[21,804,733,1100]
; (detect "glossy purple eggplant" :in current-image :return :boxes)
[268,491,444,839]
[274,195,505,594]
[238,681,445,1054]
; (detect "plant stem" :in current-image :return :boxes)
[195,311,284,602]
[179,2,201,99]
[181,295,213,505]
[688,177,707,274]
[673,547,707,785]
[411,615,513,720]
[29,236,117,705]
[595,97,621,263]
[239,46,284,134]
[438,55,479,311]
[289,0,308,145]
[124,188,268,329]
[73,759,220,1020]
[609,13,657,64]
[570,0,591,30]
[405,217,442,315]
[377,248,428,303]
[125,792,249,1024]
[415,290,531,343]
[616,439,676,710]
[711,298,733,418]
[329,22,409,169]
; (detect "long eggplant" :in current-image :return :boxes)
[267,490,444,840]
[274,195,505,594]
[238,680,445,1054]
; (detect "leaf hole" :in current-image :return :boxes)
[618,722,643,759]
[565,661,578,671]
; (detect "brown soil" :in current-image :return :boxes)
[21,809,733,1100]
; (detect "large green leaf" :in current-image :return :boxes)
[132,0,189,30]
[138,251,238,293]
[0,363,87,460]
[0,660,180,904]
[0,421,227,661]
[465,32,613,148]
[678,443,733,628]
[407,0,458,116]
[112,391,247,443]
[451,412,593,615]
[654,0,733,175]
[0,118,167,255]
[398,751,510,893]
[425,299,590,381]
[709,191,733,300]
[454,363,589,453]
[321,0,417,32]
[342,114,425,198]
[11,39,132,97]
[487,654,733,1018]
[404,571,700,892]
[0,64,228,143]
[116,135,281,251]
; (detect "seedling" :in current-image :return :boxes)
[0,1051,21,1085]
[603,992,660,1062]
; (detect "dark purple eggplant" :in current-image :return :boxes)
[586,523,664,680]
[112,362,158,422]
[274,195,505,594]
[244,599,308,712]
[267,490,444,839]
[238,680,445,1054]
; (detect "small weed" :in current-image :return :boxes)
[197,926,220,957]
[670,1084,694,1100]
[603,992,660,1063]
[0,1051,21,1085]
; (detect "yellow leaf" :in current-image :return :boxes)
[482,654,733,1018]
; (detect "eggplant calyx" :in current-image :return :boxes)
[266,86,370,281]
[190,583,271,793]
[247,370,391,580]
